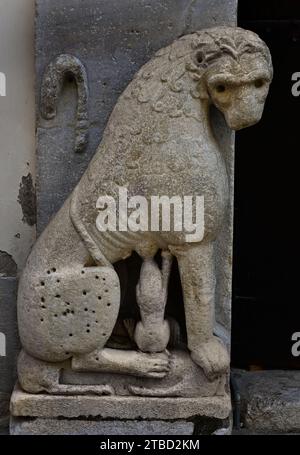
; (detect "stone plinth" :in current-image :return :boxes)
[10,384,231,435]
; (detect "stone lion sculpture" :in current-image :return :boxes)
[17,26,272,395]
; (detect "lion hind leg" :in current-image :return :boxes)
[17,350,114,395]
[19,265,120,361]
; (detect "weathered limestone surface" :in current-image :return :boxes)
[233,370,300,433]
[19,23,272,387]
[11,0,272,435]
[61,349,227,397]
[35,0,237,339]
[36,0,238,210]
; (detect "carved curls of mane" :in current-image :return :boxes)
[185,26,273,81]
[131,27,272,121]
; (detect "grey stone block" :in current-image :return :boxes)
[0,277,20,419]
[10,417,194,435]
[233,369,300,433]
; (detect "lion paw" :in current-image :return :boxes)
[191,337,230,381]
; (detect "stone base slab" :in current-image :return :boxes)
[10,385,231,421]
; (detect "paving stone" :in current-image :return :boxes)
[233,369,300,433]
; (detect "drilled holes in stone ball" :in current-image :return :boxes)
[33,267,119,355]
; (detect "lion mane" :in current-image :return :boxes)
[123,26,273,123]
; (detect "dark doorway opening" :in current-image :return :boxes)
[232,1,300,369]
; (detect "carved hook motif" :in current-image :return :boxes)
[40,54,89,153]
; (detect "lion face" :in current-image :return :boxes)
[186,27,273,131]
[204,54,272,130]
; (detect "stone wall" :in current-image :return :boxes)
[0,0,35,429]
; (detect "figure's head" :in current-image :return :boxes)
[187,27,273,130]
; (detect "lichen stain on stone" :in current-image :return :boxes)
[17,173,37,226]
[0,251,17,277]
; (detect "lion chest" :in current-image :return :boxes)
[121,137,230,239]
[129,136,228,202]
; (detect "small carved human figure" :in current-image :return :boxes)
[134,251,173,353]
[17,26,273,395]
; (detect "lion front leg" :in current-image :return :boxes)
[170,242,229,381]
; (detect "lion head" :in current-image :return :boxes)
[132,26,273,131]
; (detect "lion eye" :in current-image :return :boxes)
[216,84,226,93]
[254,79,265,88]
[196,51,204,64]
